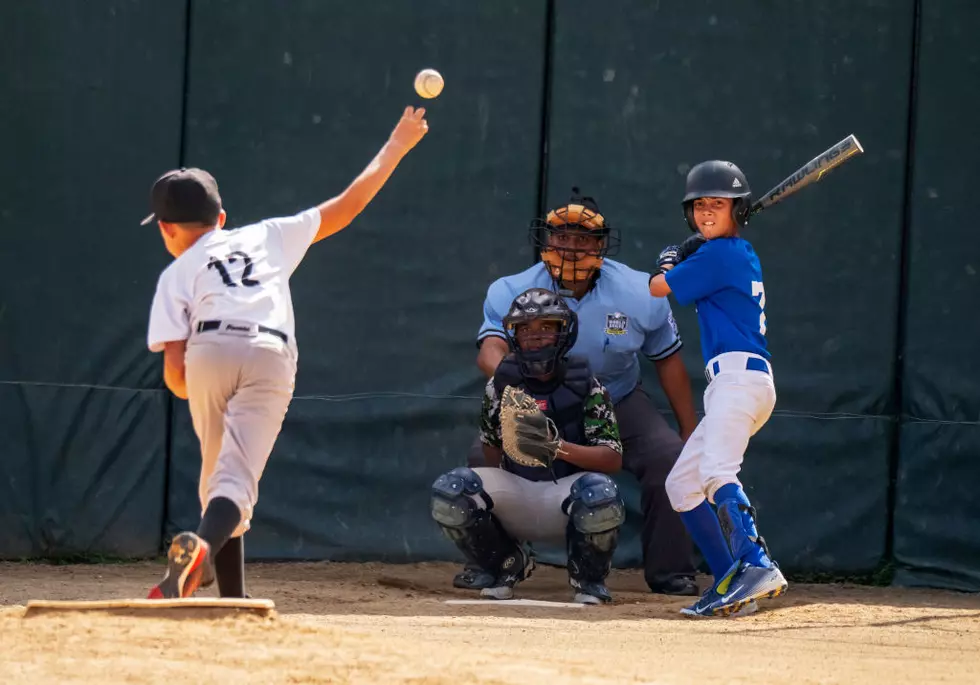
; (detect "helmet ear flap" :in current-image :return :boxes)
[732,196,752,227]
[683,201,697,232]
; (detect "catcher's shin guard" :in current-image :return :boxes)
[563,473,625,603]
[430,467,522,575]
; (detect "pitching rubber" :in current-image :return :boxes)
[23,597,276,618]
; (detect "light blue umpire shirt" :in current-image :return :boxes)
[478,259,683,404]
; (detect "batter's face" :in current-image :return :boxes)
[692,197,737,239]
[515,319,561,352]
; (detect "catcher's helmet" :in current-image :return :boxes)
[503,288,578,377]
[682,161,753,232]
[530,187,621,285]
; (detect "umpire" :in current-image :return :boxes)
[462,188,700,596]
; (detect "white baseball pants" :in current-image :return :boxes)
[185,336,296,537]
[665,352,776,512]
[472,468,584,543]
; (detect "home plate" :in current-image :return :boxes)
[23,597,276,619]
[444,598,588,608]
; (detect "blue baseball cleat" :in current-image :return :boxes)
[680,593,759,618]
[678,562,774,618]
[719,561,788,609]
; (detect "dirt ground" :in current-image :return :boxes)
[0,560,978,684]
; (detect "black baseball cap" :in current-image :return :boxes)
[140,167,222,226]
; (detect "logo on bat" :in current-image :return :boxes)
[767,138,857,202]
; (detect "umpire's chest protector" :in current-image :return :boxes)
[493,356,592,481]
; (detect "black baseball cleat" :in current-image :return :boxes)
[147,532,215,599]
[480,547,534,600]
[570,578,613,605]
[646,573,699,597]
[453,563,496,590]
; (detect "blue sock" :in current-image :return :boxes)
[679,500,734,581]
[714,483,770,568]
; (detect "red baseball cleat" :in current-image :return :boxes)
[147,532,214,599]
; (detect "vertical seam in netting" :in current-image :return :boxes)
[886,0,923,564]
[532,0,556,265]
[160,0,194,551]
[178,0,193,167]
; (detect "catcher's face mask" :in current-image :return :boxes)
[530,203,620,285]
[514,319,561,352]
[503,287,579,378]
[509,321,571,378]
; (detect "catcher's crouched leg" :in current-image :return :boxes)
[431,467,532,597]
[563,473,626,604]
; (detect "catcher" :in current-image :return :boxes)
[430,288,626,604]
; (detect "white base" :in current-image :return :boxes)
[444,598,589,608]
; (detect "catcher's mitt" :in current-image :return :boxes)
[499,385,565,469]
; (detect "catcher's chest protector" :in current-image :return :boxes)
[493,356,592,481]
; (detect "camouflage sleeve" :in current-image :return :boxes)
[479,379,502,448]
[583,379,623,454]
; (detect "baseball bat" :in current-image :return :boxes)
[749,134,864,215]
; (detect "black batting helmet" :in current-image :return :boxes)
[503,288,578,377]
[682,161,752,232]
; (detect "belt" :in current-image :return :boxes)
[704,352,771,382]
[196,320,289,344]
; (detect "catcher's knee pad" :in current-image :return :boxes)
[430,467,492,529]
[431,468,519,575]
[562,473,626,534]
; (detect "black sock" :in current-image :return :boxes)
[214,535,246,598]
[196,496,242,557]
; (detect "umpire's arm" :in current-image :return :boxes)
[644,293,698,442]
[477,337,508,379]
[476,280,513,378]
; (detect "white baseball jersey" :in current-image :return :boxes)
[147,208,321,357]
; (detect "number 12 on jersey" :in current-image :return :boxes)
[208,251,260,288]
[752,281,767,335]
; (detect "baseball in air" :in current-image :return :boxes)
[414,68,444,99]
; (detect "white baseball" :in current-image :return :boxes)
[414,68,444,99]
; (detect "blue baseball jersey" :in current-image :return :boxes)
[664,237,769,364]
[478,259,682,404]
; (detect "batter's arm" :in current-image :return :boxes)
[648,272,672,298]
[476,337,508,378]
[653,352,698,441]
[313,107,428,243]
[162,340,188,400]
